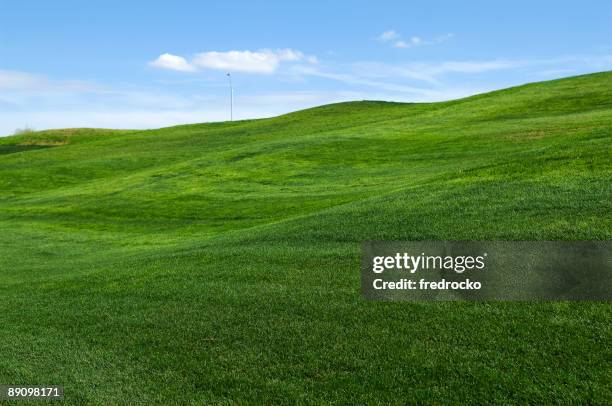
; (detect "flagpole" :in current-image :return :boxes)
[227,73,233,121]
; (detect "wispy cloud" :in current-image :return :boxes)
[343,58,536,85]
[0,70,45,90]
[532,68,576,77]
[377,30,400,42]
[291,65,486,101]
[376,30,453,49]
[292,59,529,90]
[289,54,612,100]
[394,34,453,49]
[150,49,317,74]
[393,37,422,49]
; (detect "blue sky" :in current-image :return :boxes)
[1,0,611,135]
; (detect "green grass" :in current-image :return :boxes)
[0,72,611,404]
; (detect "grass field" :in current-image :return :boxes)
[0,72,611,404]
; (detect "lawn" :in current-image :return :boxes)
[0,72,610,404]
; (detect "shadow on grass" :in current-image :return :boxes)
[0,145,55,156]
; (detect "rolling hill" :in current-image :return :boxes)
[1,72,611,404]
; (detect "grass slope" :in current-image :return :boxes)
[0,72,611,404]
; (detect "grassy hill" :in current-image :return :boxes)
[0,72,610,404]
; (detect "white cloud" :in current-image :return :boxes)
[150,53,196,72]
[437,33,454,42]
[151,49,316,74]
[389,34,451,49]
[377,30,400,42]
[275,49,305,61]
[0,70,46,90]
[193,50,283,74]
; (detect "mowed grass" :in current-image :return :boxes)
[0,72,611,404]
